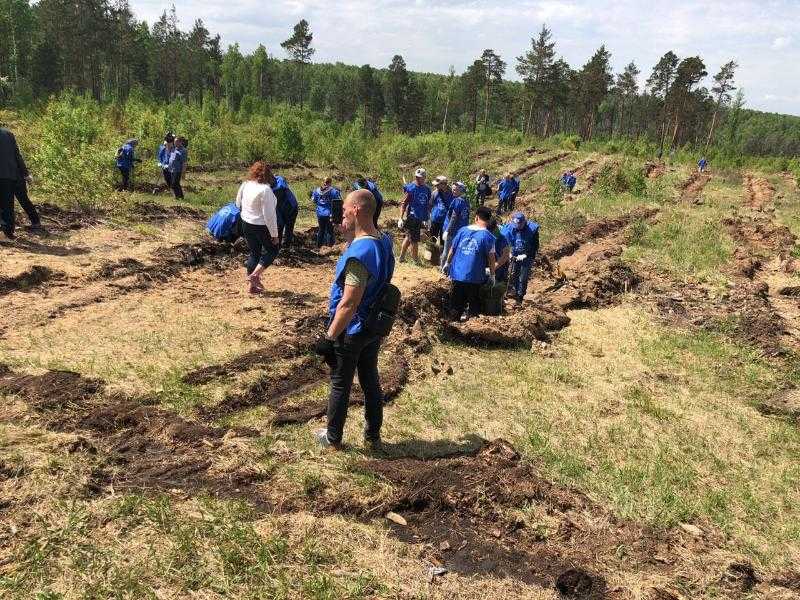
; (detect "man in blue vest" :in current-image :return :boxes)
[312,176,341,247]
[353,175,384,227]
[167,136,188,199]
[116,138,141,191]
[496,172,519,214]
[698,157,708,173]
[398,168,431,262]
[442,206,497,321]
[501,211,540,303]
[314,189,395,452]
[441,181,470,271]
[429,175,453,246]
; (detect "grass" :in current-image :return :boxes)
[2,142,800,598]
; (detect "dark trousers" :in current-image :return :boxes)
[0,178,16,236]
[325,331,383,445]
[278,206,298,247]
[162,169,172,187]
[118,167,131,191]
[241,221,279,274]
[14,179,40,226]
[429,220,444,245]
[509,258,532,299]
[316,215,334,247]
[450,280,482,317]
[171,170,184,199]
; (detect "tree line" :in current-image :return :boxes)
[2,0,799,158]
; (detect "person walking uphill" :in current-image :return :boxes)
[313,189,396,452]
[235,161,279,294]
[399,168,431,262]
[167,137,188,200]
[312,177,341,247]
[0,127,35,239]
[116,138,141,191]
[501,211,540,303]
[442,206,497,321]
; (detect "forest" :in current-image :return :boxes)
[1,0,800,162]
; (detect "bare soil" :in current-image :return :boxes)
[679,172,711,204]
[744,175,776,212]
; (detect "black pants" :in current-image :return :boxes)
[118,167,131,191]
[241,221,279,274]
[429,220,444,245]
[171,170,184,199]
[316,215,334,247]
[278,206,298,247]
[162,168,172,188]
[0,178,15,236]
[14,179,40,226]
[450,280,482,318]
[325,331,383,445]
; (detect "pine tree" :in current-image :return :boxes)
[281,19,315,105]
[480,49,506,132]
[705,60,737,151]
[516,25,555,135]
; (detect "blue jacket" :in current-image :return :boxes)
[501,221,540,260]
[448,225,497,284]
[157,143,171,168]
[167,147,187,174]
[443,196,470,234]
[313,186,341,218]
[430,189,453,224]
[328,234,395,335]
[561,174,576,189]
[272,175,298,213]
[353,180,384,212]
[116,143,136,170]
[497,178,519,201]
[404,182,431,221]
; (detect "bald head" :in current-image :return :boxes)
[347,189,376,218]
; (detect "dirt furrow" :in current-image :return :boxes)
[679,172,711,203]
[744,175,776,212]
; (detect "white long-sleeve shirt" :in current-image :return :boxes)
[235,180,278,238]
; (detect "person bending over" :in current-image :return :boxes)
[442,206,496,321]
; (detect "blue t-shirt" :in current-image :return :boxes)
[492,227,510,280]
[449,225,496,284]
[116,143,135,169]
[501,222,539,259]
[157,143,170,167]
[404,183,431,221]
[443,196,470,234]
[497,178,518,200]
[429,190,453,224]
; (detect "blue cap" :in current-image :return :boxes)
[511,211,525,223]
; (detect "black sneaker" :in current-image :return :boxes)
[363,437,383,455]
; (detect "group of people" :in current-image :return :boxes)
[474,169,521,212]
[561,170,577,192]
[0,127,41,239]
[310,175,384,248]
[116,133,189,200]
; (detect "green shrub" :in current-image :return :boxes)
[274,117,305,163]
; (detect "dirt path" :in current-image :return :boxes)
[745,174,776,212]
[644,161,667,179]
[679,171,711,203]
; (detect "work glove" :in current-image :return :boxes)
[314,335,336,364]
[442,230,448,241]
[515,254,527,262]
[441,263,450,276]
[424,220,430,229]
[397,218,405,229]
[24,174,33,184]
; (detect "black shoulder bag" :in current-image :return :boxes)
[364,238,401,337]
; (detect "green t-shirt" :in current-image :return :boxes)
[343,235,380,287]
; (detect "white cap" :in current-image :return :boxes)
[414,168,426,178]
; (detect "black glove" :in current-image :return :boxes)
[314,335,335,357]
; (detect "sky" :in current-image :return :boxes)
[131,0,800,116]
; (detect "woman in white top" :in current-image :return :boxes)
[235,161,280,293]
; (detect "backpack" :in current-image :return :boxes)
[363,239,401,337]
[207,201,242,243]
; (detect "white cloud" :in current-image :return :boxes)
[129,0,800,116]
[772,36,791,50]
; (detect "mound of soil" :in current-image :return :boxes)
[744,176,775,212]
[183,313,326,384]
[679,173,710,204]
[316,438,670,595]
[37,202,103,232]
[723,216,796,259]
[450,304,570,346]
[0,265,65,296]
[0,364,262,495]
[644,162,666,179]
[514,152,571,180]
[758,389,800,420]
[130,202,207,221]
